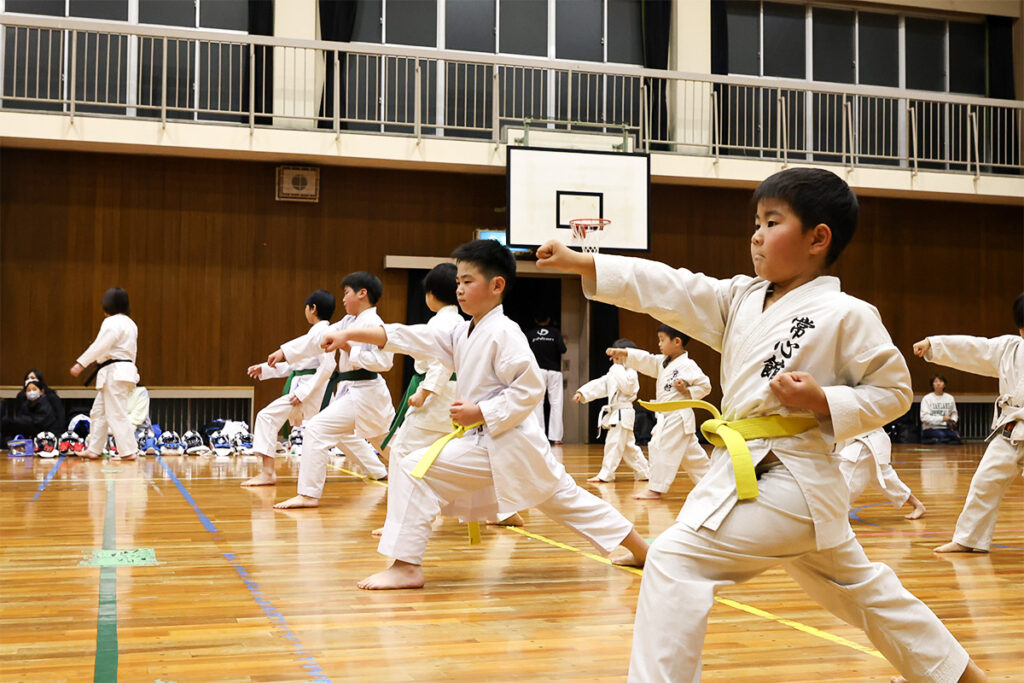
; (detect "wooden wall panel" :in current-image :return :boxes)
[2,148,1021,415]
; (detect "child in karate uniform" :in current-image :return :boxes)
[271,273,395,508]
[837,427,926,520]
[612,324,712,499]
[385,264,461,463]
[322,240,649,590]
[242,289,336,487]
[574,339,650,483]
[70,288,140,461]
[538,168,985,683]
[917,292,1024,554]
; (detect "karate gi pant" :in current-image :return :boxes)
[840,457,912,508]
[629,464,968,683]
[86,380,139,457]
[597,425,650,482]
[647,421,709,493]
[253,394,308,457]
[378,433,635,565]
[532,368,565,442]
[952,435,1024,551]
[388,417,447,464]
[298,397,388,498]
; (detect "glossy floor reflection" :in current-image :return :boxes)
[1,443,1020,681]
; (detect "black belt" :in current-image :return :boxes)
[1002,421,1017,439]
[320,369,381,410]
[83,358,131,386]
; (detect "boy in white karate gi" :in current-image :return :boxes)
[70,288,140,461]
[270,273,395,508]
[538,168,985,683]
[384,264,461,463]
[322,240,649,590]
[917,292,1024,555]
[611,324,712,500]
[837,428,926,520]
[242,289,336,487]
[574,338,651,483]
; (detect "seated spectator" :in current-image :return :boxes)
[920,374,961,444]
[2,379,61,441]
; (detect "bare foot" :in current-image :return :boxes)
[633,489,662,500]
[552,441,562,446]
[114,453,137,461]
[371,526,384,537]
[610,529,649,567]
[935,541,986,554]
[81,451,101,460]
[357,560,424,590]
[489,512,524,527]
[904,495,926,520]
[273,494,319,509]
[587,476,611,483]
[242,470,277,487]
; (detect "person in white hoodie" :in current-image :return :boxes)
[574,338,650,483]
[242,289,336,487]
[70,288,140,461]
[917,291,1024,554]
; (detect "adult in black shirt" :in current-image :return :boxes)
[526,314,567,444]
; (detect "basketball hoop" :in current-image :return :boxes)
[569,218,611,254]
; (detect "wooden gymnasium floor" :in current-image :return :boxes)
[1,442,1021,682]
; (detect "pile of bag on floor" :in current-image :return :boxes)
[7,417,256,459]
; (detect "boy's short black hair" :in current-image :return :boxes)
[101,287,131,315]
[450,240,516,299]
[1014,292,1024,329]
[930,374,948,387]
[422,263,458,306]
[305,289,336,321]
[341,272,383,304]
[751,168,858,267]
[657,323,691,346]
[612,338,638,349]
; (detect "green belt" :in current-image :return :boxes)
[381,373,424,449]
[320,369,380,411]
[282,368,317,396]
[381,372,458,449]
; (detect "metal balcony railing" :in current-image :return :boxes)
[2,13,1022,176]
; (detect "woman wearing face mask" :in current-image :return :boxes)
[2,379,60,442]
[11,370,66,430]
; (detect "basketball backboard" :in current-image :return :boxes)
[506,147,649,252]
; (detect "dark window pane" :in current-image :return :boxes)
[555,0,602,61]
[73,31,129,114]
[724,0,759,75]
[812,8,853,83]
[608,0,643,65]
[69,0,128,21]
[499,0,546,56]
[499,65,546,126]
[763,2,804,78]
[445,61,491,138]
[2,26,64,112]
[6,0,64,15]
[906,17,945,91]
[949,21,985,95]
[857,12,898,87]
[447,0,494,53]
[140,0,196,27]
[200,0,248,31]
[386,0,436,47]
[137,36,195,119]
[197,41,247,122]
[352,0,382,43]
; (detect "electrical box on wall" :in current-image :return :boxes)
[276,166,320,202]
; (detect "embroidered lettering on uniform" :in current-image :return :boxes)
[761,356,785,379]
[773,339,800,359]
[663,369,679,393]
[790,317,815,338]
[762,316,816,380]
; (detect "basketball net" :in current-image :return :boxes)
[569,218,610,254]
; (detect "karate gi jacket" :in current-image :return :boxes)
[260,319,334,407]
[76,314,139,388]
[623,348,711,435]
[577,364,640,432]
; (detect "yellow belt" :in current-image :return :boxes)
[639,399,818,500]
[411,420,486,544]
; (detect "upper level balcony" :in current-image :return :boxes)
[1,13,1021,203]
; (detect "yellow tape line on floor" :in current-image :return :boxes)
[329,461,884,660]
[503,526,885,661]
